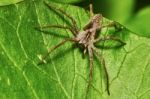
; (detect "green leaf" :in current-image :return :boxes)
[0,0,150,99]
[125,7,150,37]
[0,0,23,6]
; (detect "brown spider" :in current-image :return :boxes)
[37,0,126,98]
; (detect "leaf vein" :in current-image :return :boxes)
[0,43,39,99]
[33,2,71,99]
[136,59,150,95]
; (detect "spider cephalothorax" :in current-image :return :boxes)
[75,14,103,53]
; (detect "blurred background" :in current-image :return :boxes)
[76,0,150,23]
[53,0,150,37]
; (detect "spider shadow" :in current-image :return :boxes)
[94,54,108,92]
[42,44,82,65]
[39,42,90,66]
[96,43,125,50]
[95,37,126,50]
[35,3,76,39]
[35,28,69,39]
[44,3,75,30]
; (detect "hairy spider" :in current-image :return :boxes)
[37,0,126,98]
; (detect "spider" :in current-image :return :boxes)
[37,0,126,98]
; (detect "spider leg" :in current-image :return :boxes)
[38,38,76,65]
[83,0,94,31]
[89,0,94,17]
[44,1,79,33]
[102,21,123,31]
[102,22,116,28]
[93,48,110,95]
[35,25,76,36]
[85,47,94,99]
[94,36,126,46]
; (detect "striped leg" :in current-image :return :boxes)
[35,25,76,36]
[85,47,94,99]
[44,1,79,34]
[94,48,110,95]
[38,38,76,65]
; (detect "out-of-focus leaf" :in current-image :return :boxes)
[0,0,150,99]
[93,0,135,23]
[125,7,150,37]
[0,0,23,6]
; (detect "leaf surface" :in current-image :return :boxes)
[0,0,23,6]
[0,0,150,99]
